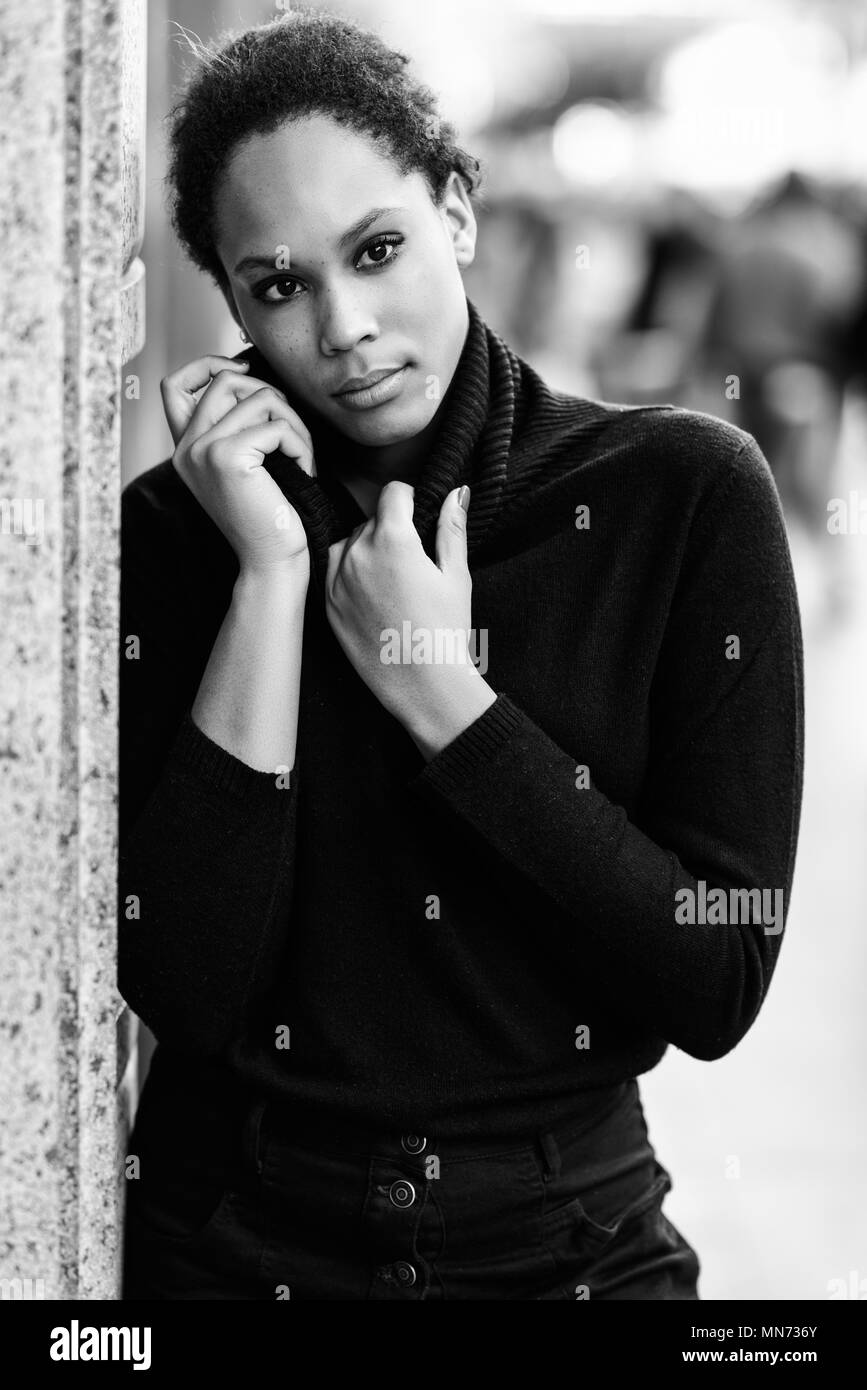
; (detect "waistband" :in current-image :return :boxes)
[142,1048,641,1169]
[240,1080,639,1173]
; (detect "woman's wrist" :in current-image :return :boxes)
[402,668,498,763]
[236,555,311,595]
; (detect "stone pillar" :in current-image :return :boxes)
[0,0,146,1300]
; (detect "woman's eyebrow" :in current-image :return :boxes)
[336,205,408,249]
[233,206,408,276]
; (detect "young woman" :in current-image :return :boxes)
[119,9,804,1301]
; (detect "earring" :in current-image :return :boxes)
[239,329,251,343]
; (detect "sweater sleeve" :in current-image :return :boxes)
[117,477,300,1057]
[406,435,804,1062]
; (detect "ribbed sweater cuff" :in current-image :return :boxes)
[410,693,524,795]
[168,709,295,800]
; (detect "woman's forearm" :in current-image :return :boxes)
[191,562,310,773]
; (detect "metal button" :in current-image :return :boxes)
[388,1179,416,1208]
[400,1134,427,1155]
[393,1261,417,1286]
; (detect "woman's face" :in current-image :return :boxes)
[213,114,477,447]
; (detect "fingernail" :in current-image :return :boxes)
[457,485,471,512]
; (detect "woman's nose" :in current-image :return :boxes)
[317,286,378,356]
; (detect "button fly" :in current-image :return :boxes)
[394,1261,417,1286]
[389,1179,416,1209]
[400,1134,426,1155]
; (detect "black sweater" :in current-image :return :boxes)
[118,297,804,1139]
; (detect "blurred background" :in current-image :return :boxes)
[125,0,867,1301]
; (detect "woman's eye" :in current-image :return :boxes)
[356,235,403,270]
[252,235,403,306]
[256,277,301,305]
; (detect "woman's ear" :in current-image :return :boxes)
[440,171,477,270]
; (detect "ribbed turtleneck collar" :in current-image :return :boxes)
[235,297,521,598]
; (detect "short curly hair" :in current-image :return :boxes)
[164,7,484,294]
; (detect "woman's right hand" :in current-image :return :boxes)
[161,355,315,577]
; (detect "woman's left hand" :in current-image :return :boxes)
[325,482,495,754]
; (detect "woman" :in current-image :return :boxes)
[119,9,804,1301]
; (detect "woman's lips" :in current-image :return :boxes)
[331,365,409,410]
